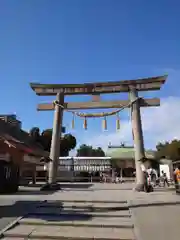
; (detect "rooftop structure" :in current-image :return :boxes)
[0,114,22,129]
[0,118,48,158]
[106,147,156,160]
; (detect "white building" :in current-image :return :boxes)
[58,156,111,172]
[36,156,112,181]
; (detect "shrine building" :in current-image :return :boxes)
[105,144,158,177]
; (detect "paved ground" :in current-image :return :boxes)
[0,185,54,231]
[129,188,180,240]
[0,183,133,230]
[132,205,180,240]
[0,183,180,240]
[0,199,19,231]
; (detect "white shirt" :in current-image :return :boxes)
[141,164,146,172]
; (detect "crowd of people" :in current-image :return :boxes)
[142,165,180,193]
[98,165,180,195]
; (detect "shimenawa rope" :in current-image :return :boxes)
[52,97,140,118]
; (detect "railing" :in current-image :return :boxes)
[37,164,112,172]
[20,176,136,185]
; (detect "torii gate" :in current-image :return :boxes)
[30,75,167,191]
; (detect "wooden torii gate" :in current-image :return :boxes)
[30,75,167,191]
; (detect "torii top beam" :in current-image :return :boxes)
[30,75,167,96]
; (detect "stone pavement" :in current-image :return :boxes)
[129,189,180,240]
[0,185,54,232]
[0,183,180,240]
[132,204,180,240]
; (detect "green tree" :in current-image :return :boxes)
[29,127,43,148]
[29,127,41,141]
[41,129,52,151]
[30,128,77,156]
[76,144,105,157]
[59,133,77,156]
[156,139,180,161]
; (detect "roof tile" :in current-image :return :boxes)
[106,147,155,159]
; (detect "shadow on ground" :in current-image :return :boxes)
[0,186,56,196]
[14,189,56,195]
[0,199,129,224]
[0,201,92,222]
[0,201,42,231]
[57,183,93,189]
[0,201,41,220]
[24,183,94,189]
[3,183,94,196]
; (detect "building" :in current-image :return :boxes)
[0,114,22,129]
[58,157,111,171]
[36,156,112,182]
[36,145,159,181]
[106,145,158,177]
[0,117,49,193]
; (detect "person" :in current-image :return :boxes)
[161,171,169,187]
[150,168,158,187]
[143,170,149,192]
[89,172,92,182]
[141,164,153,192]
[99,172,102,182]
[174,166,180,193]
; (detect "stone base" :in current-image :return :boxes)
[40,182,61,191]
[134,183,145,192]
[134,183,154,193]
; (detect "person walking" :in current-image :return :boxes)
[162,171,169,187]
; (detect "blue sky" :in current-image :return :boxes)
[0,0,180,150]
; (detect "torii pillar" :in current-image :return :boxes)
[129,87,146,191]
[46,92,64,190]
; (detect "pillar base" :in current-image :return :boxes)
[40,182,61,191]
[134,183,145,192]
[134,183,154,192]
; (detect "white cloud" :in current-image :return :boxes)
[80,96,180,151]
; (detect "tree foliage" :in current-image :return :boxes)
[29,127,76,156]
[156,139,180,161]
[76,144,105,157]
[29,127,41,142]
[41,129,53,151]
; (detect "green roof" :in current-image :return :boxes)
[106,147,155,160]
